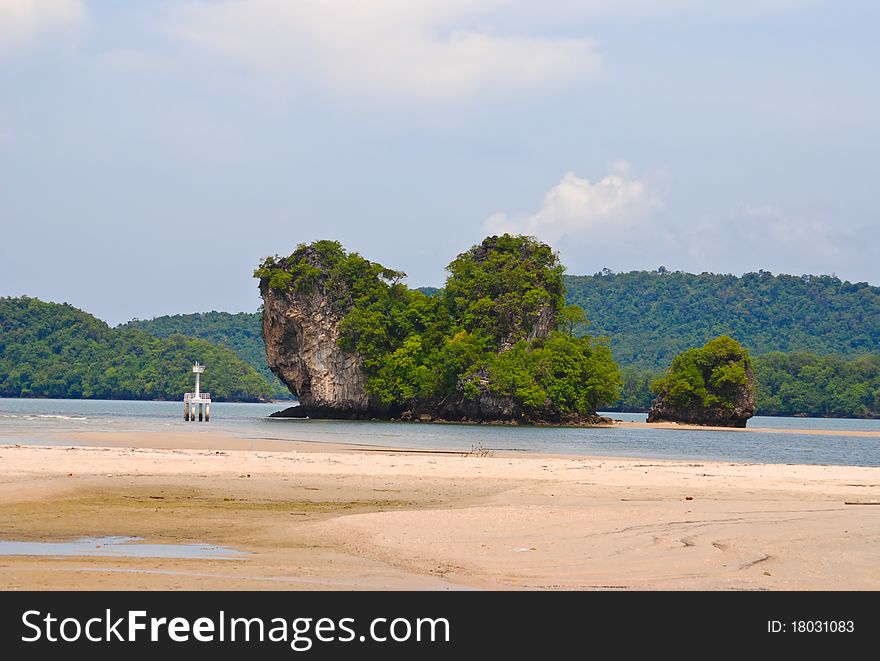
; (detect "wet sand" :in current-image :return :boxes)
[1,430,878,590]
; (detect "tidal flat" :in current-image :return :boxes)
[1,432,878,590]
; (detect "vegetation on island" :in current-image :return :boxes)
[255,235,621,417]
[650,336,753,412]
[0,297,271,401]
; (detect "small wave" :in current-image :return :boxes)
[35,414,88,421]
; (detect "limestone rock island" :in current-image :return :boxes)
[256,235,620,424]
[647,336,756,427]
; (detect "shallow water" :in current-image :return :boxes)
[0,536,247,560]
[605,410,880,432]
[0,398,878,467]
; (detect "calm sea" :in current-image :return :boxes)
[1,398,878,467]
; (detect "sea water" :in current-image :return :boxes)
[0,536,246,560]
[0,398,878,467]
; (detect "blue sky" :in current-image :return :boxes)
[1,0,878,325]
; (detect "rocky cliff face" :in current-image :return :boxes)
[499,302,555,350]
[261,282,390,419]
[647,367,756,427]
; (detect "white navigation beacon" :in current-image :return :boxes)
[183,362,211,422]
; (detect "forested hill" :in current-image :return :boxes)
[0,297,271,401]
[563,271,880,368]
[120,311,290,399]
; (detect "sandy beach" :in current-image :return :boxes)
[1,429,878,590]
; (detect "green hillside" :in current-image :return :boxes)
[120,311,291,399]
[0,297,271,402]
[563,270,880,368]
[752,352,880,418]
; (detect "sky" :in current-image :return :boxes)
[1,0,878,325]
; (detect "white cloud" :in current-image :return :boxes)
[524,0,822,22]
[483,167,857,279]
[0,0,85,52]
[485,165,662,245]
[164,0,601,100]
[680,204,849,275]
[92,49,162,75]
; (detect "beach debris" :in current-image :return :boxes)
[685,496,694,500]
[844,501,880,505]
[514,547,537,552]
[461,443,491,458]
[763,571,772,576]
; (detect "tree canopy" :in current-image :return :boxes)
[564,269,880,368]
[0,297,271,402]
[753,352,880,418]
[651,336,753,411]
[443,234,565,346]
[121,310,290,399]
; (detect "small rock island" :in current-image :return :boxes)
[255,235,621,424]
[648,336,756,427]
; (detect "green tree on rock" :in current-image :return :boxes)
[649,335,756,427]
